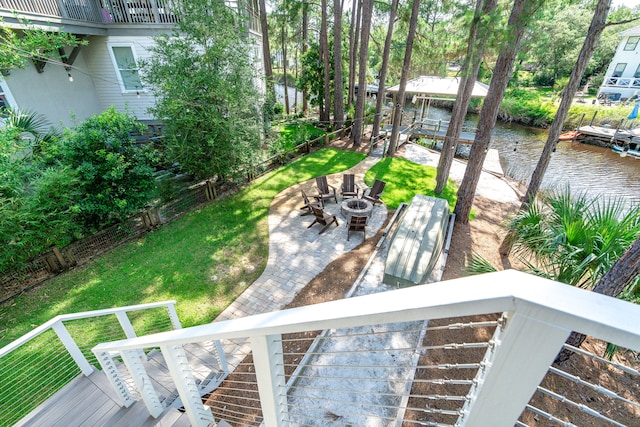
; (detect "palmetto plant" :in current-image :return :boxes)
[504,190,640,290]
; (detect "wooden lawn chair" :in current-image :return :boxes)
[362,179,386,206]
[347,215,367,241]
[300,190,323,216]
[316,176,338,204]
[340,174,359,199]
[308,206,339,234]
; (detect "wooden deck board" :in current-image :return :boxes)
[17,344,224,426]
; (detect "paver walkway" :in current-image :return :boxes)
[215,154,387,323]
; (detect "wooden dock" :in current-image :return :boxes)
[382,122,477,145]
[577,125,640,146]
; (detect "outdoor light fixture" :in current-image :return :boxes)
[136,91,140,99]
[67,72,73,82]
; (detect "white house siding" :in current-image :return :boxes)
[598,26,640,100]
[83,35,157,121]
[2,49,103,128]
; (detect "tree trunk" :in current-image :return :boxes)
[320,0,331,125]
[453,0,544,223]
[386,0,421,156]
[348,0,362,110]
[281,13,290,116]
[435,0,497,195]
[352,0,374,145]
[333,0,345,129]
[555,235,640,364]
[371,0,399,141]
[302,1,308,114]
[258,0,273,94]
[500,0,612,256]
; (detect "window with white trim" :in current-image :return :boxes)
[109,45,143,91]
[625,36,640,51]
[0,80,15,116]
[613,63,627,78]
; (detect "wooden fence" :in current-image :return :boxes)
[0,125,355,303]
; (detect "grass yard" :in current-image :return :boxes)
[0,147,365,426]
[0,148,366,347]
[274,122,326,151]
[364,157,459,210]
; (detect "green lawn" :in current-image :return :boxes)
[0,148,366,347]
[364,157,459,210]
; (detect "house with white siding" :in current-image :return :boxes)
[0,0,261,128]
[597,25,640,102]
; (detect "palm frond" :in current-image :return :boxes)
[466,252,498,275]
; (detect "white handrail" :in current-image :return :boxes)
[93,271,639,353]
[91,271,640,427]
[0,300,177,356]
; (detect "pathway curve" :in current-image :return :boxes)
[215,155,387,323]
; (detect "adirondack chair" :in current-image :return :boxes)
[340,174,359,199]
[347,215,367,241]
[362,179,386,206]
[316,176,338,203]
[300,190,323,216]
[308,206,339,234]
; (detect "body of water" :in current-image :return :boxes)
[422,106,640,207]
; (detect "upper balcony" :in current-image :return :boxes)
[0,0,260,35]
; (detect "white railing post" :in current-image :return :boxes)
[160,344,215,427]
[459,310,571,427]
[95,351,136,407]
[214,339,229,373]
[167,304,182,330]
[116,311,137,338]
[148,0,162,22]
[251,334,288,427]
[51,321,93,376]
[121,349,164,418]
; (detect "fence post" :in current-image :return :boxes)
[324,134,329,146]
[251,334,288,427]
[305,141,310,154]
[51,320,94,376]
[51,246,68,270]
[141,210,153,230]
[205,180,216,201]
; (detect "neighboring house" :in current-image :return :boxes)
[598,25,640,101]
[0,0,262,128]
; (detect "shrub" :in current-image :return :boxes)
[60,107,158,231]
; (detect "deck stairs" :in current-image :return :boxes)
[16,342,228,427]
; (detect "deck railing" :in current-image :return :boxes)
[0,0,178,24]
[0,300,181,426]
[604,76,640,89]
[91,270,640,427]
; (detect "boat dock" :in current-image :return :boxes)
[382,119,477,145]
[577,125,640,147]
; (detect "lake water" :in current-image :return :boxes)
[422,106,640,207]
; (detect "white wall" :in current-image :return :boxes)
[83,35,156,121]
[3,49,103,128]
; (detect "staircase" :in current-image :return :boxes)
[3,272,639,427]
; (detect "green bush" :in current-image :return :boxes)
[499,88,556,127]
[0,118,80,271]
[60,107,159,231]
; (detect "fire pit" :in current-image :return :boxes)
[341,198,373,220]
